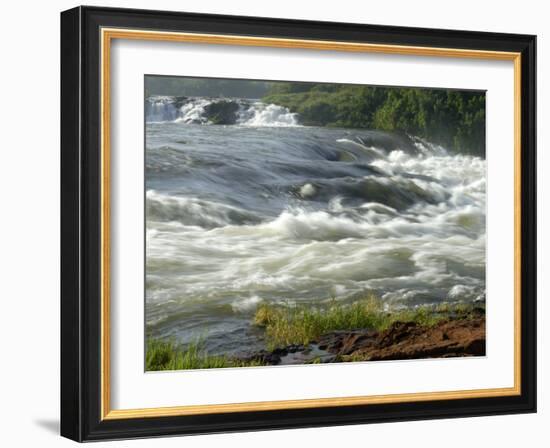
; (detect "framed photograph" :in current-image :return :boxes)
[60,6,536,441]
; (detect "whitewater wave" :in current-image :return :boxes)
[237,102,299,127]
[145,122,486,349]
[146,96,299,127]
[146,190,261,228]
[175,97,211,124]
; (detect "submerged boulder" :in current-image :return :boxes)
[204,100,240,125]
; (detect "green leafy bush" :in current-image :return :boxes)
[263,83,485,156]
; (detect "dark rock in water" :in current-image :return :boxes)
[287,344,304,353]
[204,100,240,125]
[239,350,281,366]
[272,347,288,356]
[241,344,328,365]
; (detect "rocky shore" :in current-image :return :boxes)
[239,309,485,366]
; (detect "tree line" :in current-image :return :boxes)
[263,82,485,156]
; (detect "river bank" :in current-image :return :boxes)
[146,300,485,370]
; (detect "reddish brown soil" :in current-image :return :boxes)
[318,317,485,361]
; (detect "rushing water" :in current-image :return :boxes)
[145,96,486,356]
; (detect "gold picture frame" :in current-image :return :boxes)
[61,6,536,441]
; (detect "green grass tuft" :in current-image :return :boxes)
[254,297,477,349]
[146,338,266,371]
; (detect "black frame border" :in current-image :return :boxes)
[61,6,536,442]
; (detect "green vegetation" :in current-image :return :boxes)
[254,296,478,349]
[263,83,485,156]
[146,338,266,371]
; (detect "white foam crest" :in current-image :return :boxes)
[237,102,299,127]
[413,139,448,157]
[146,215,485,309]
[336,138,387,159]
[231,295,263,312]
[260,208,368,241]
[175,98,211,124]
[373,150,485,187]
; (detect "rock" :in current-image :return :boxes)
[287,344,304,353]
[239,350,281,365]
[204,100,240,125]
[375,321,418,348]
[354,317,486,361]
[272,347,289,356]
[317,330,377,355]
[464,338,486,355]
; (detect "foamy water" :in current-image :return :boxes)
[146,95,299,127]
[145,96,486,355]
